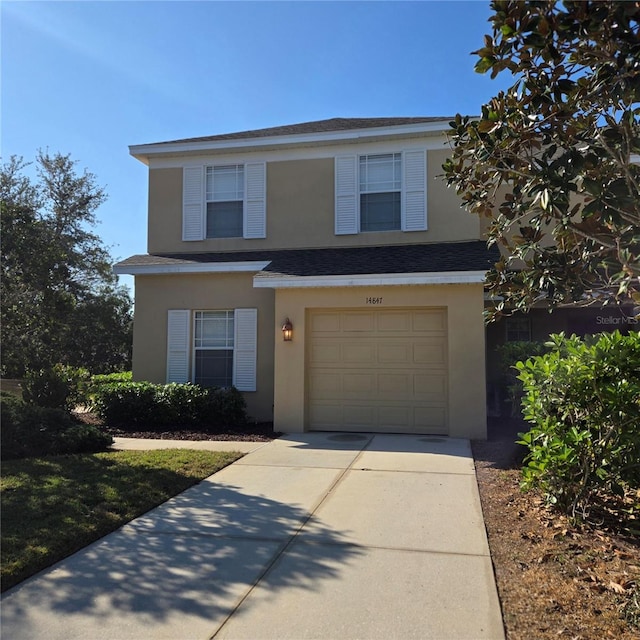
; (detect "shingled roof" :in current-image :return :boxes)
[115,241,499,278]
[149,117,453,146]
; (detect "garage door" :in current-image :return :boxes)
[307,308,448,434]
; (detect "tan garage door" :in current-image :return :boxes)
[307,308,448,434]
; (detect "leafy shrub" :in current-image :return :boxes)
[90,371,132,390]
[0,399,112,460]
[57,424,114,454]
[92,382,162,428]
[156,383,215,427]
[23,364,90,411]
[494,340,549,416]
[516,331,640,516]
[92,381,247,431]
[209,386,247,426]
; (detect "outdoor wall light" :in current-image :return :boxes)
[282,318,293,341]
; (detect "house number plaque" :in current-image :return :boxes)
[365,297,383,305]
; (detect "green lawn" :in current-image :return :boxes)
[1,449,242,591]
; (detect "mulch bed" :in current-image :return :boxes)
[101,423,280,442]
[74,411,281,442]
[473,417,640,639]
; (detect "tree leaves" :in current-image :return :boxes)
[443,0,640,317]
[1,153,132,376]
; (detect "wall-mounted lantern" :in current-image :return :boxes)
[282,318,293,341]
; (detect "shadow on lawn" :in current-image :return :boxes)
[1,478,364,639]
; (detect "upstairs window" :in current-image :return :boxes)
[182,163,266,241]
[335,150,426,235]
[206,165,244,238]
[359,153,402,232]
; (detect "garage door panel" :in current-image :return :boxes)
[310,343,341,364]
[309,373,340,395]
[414,373,447,399]
[412,310,447,333]
[342,312,375,332]
[378,373,411,396]
[415,406,447,429]
[378,343,412,364]
[379,406,411,428]
[377,311,411,332]
[344,405,375,426]
[413,343,446,365]
[343,343,376,364]
[311,312,341,333]
[308,403,341,427]
[343,373,375,394]
[307,308,448,434]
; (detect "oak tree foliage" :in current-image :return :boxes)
[1,152,132,376]
[443,0,640,318]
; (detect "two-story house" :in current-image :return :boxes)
[115,117,501,439]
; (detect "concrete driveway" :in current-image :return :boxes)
[1,433,505,639]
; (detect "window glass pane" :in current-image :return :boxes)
[207,201,243,238]
[206,165,244,201]
[360,192,401,232]
[506,318,531,342]
[360,153,401,192]
[194,311,234,348]
[194,350,233,388]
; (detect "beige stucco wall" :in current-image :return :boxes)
[273,284,487,439]
[148,168,182,254]
[147,149,480,254]
[132,273,275,422]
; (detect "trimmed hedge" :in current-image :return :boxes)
[1,398,113,460]
[92,381,247,431]
[516,331,640,515]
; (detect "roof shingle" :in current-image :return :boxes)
[147,117,453,146]
[115,241,499,277]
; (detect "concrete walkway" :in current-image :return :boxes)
[1,433,505,640]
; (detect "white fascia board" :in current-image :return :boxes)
[113,261,271,276]
[129,121,452,162]
[253,271,487,289]
[146,136,448,169]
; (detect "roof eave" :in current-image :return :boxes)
[252,271,488,288]
[129,120,454,164]
[113,261,271,275]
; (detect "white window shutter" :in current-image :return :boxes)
[182,166,204,241]
[402,150,427,232]
[233,308,257,391]
[167,310,190,383]
[244,162,266,239]
[335,155,358,235]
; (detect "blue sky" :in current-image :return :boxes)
[2,1,511,292]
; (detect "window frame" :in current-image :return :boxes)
[182,163,266,242]
[358,152,402,232]
[505,316,532,342]
[205,164,245,239]
[193,310,235,387]
[334,150,427,236]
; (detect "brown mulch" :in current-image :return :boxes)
[473,418,640,640]
[74,411,281,442]
[101,424,279,442]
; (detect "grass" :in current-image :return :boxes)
[0,449,242,592]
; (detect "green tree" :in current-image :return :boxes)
[1,152,132,376]
[443,0,640,319]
